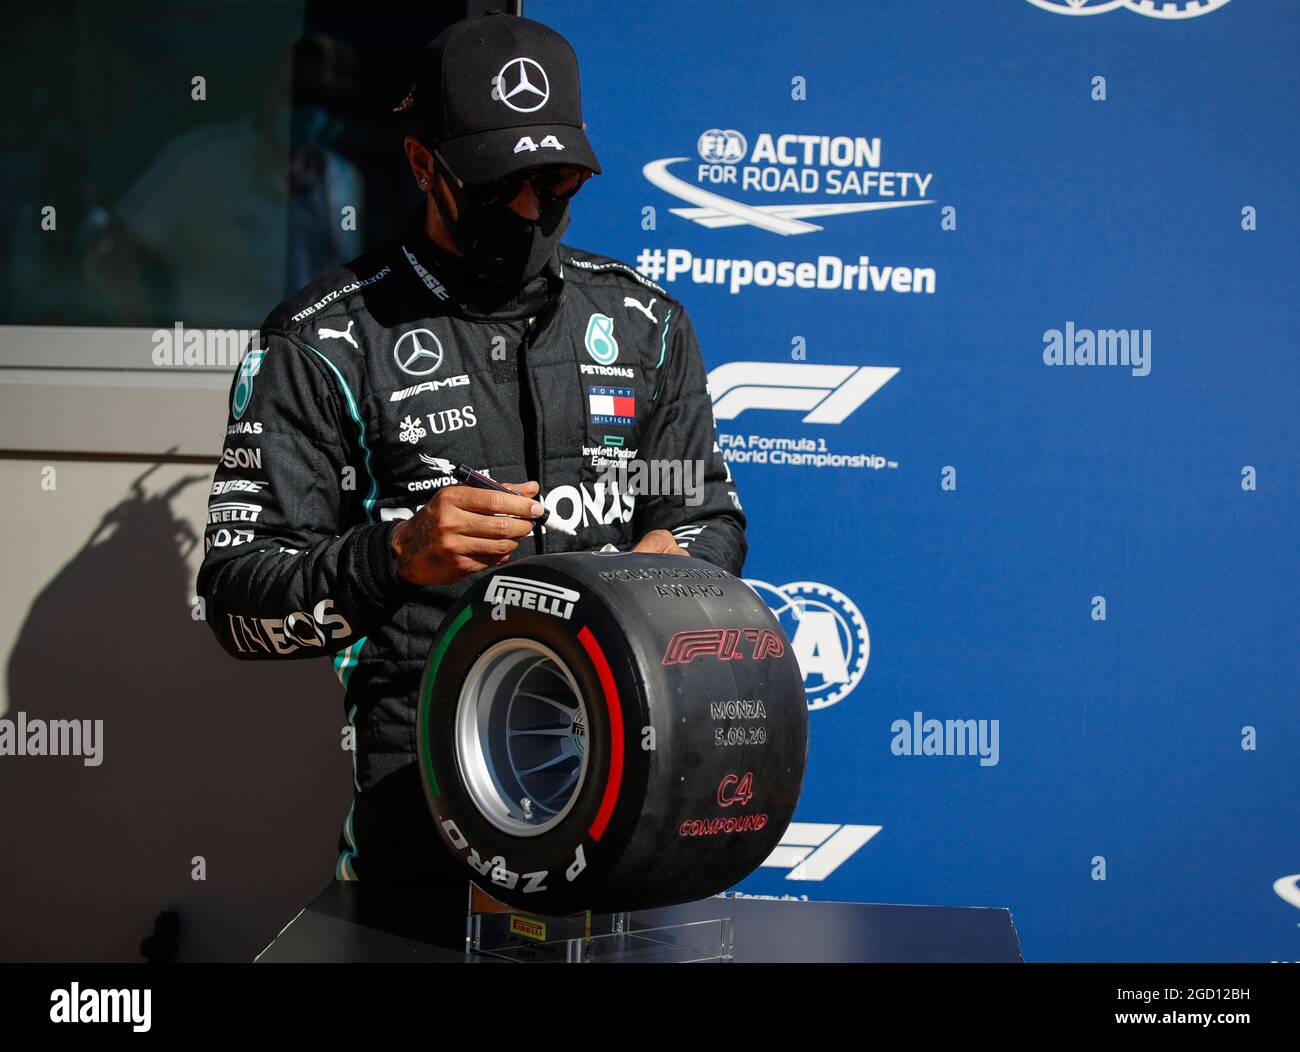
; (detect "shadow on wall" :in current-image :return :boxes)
[1,463,350,961]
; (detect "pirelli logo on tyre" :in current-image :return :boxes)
[484,575,581,620]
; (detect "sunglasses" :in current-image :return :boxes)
[432,147,592,207]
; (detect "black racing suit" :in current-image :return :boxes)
[196,212,746,884]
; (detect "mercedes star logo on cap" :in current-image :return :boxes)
[492,57,550,113]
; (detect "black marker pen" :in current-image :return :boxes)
[447,462,577,537]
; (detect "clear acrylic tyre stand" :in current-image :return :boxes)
[466,883,736,963]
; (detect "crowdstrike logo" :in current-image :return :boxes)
[643,129,935,235]
[758,822,882,880]
[1025,0,1231,19]
[707,362,898,424]
[745,579,870,711]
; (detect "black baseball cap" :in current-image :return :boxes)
[401,11,601,185]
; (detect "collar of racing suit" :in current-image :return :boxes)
[401,206,566,323]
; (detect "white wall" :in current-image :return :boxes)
[0,449,351,960]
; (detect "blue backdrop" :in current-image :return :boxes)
[529,0,1299,961]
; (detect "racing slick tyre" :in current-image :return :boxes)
[415,550,808,914]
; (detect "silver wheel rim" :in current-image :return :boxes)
[455,639,589,837]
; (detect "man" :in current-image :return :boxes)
[197,12,745,886]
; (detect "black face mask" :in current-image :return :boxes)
[433,160,570,293]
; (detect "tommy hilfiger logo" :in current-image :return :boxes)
[588,386,635,426]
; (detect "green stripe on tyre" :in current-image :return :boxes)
[418,606,474,800]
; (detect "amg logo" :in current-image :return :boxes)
[389,374,470,402]
[709,699,768,719]
[662,627,785,665]
[484,576,581,620]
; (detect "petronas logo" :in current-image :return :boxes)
[584,313,619,365]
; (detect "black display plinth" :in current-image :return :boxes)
[255,881,1023,963]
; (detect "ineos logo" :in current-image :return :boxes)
[394,329,444,377]
[492,57,549,113]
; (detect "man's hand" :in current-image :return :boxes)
[390,481,542,586]
[632,529,690,557]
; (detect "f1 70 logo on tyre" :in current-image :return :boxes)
[745,579,869,711]
[661,627,785,666]
[484,575,581,621]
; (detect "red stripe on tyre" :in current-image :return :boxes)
[578,624,623,842]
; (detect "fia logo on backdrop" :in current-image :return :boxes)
[1025,0,1231,20]
[745,579,870,711]
[644,129,936,236]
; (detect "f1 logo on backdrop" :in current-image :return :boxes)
[745,580,869,711]
[759,823,881,880]
[708,362,898,424]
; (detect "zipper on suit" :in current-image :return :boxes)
[517,314,545,554]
